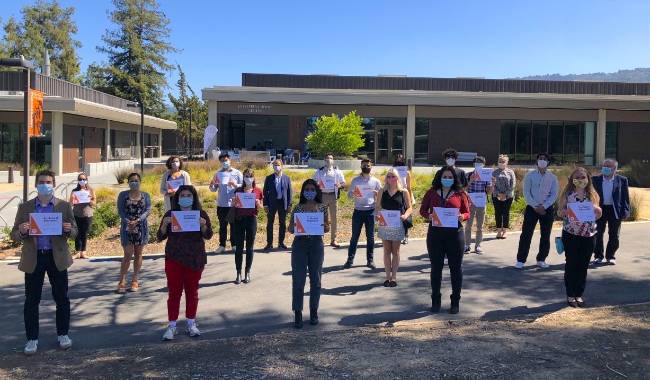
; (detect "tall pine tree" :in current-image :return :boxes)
[168,65,208,149]
[98,0,177,117]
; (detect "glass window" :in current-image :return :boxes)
[515,120,531,162]
[532,121,548,156]
[605,122,618,159]
[500,120,515,156]
[564,122,580,163]
[415,118,429,163]
[583,122,596,166]
[548,121,564,162]
[0,123,22,163]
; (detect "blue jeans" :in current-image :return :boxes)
[347,209,375,262]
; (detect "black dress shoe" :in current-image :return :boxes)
[449,301,460,314]
[567,298,578,308]
[389,281,397,287]
[343,260,353,269]
[310,309,319,325]
[278,243,288,250]
[575,298,585,308]
[431,299,441,313]
[262,245,273,252]
[243,272,251,283]
[366,261,376,270]
[294,311,303,329]
[234,272,241,284]
[383,280,390,287]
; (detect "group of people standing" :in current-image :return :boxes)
[11,148,630,353]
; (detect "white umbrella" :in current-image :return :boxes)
[203,124,218,155]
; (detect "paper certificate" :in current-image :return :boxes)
[29,213,62,236]
[352,185,375,200]
[377,210,402,228]
[171,211,201,232]
[394,166,408,186]
[430,207,459,228]
[318,177,336,191]
[214,172,231,185]
[478,168,494,182]
[567,201,596,222]
[233,192,256,209]
[166,178,184,192]
[294,212,324,236]
[468,192,487,208]
[71,190,91,204]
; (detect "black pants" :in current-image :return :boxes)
[291,236,324,312]
[24,250,70,340]
[492,197,513,228]
[563,231,595,297]
[234,216,257,273]
[347,209,375,262]
[594,205,622,260]
[427,226,465,303]
[266,199,287,246]
[74,216,92,251]
[516,205,554,263]
[216,206,234,247]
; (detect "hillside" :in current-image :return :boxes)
[518,67,650,83]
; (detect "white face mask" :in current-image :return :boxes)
[445,158,455,166]
[498,163,506,170]
[244,177,254,186]
[537,159,548,169]
[474,163,484,170]
[325,159,333,167]
[172,161,180,169]
[274,165,282,173]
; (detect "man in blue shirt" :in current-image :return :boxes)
[515,153,559,269]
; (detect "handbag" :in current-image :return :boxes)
[400,191,414,230]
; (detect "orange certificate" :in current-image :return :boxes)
[71,190,91,204]
[567,202,595,222]
[166,178,184,192]
[171,211,200,232]
[430,207,459,228]
[378,210,401,228]
[234,192,256,208]
[294,212,324,236]
[29,213,62,235]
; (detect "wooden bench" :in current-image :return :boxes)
[457,152,477,162]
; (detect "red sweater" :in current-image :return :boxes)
[419,188,470,222]
[234,187,263,217]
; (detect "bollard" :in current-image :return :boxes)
[7,166,13,183]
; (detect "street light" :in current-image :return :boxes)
[0,57,34,201]
[127,100,144,173]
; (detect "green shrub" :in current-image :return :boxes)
[628,193,642,221]
[94,187,117,203]
[95,202,120,228]
[153,199,165,217]
[88,215,107,238]
[625,160,650,187]
[305,111,365,158]
[114,168,131,184]
[148,222,160,244]
[1,227,21,248]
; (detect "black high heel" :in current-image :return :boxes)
[310,309,319,325]
[234,272,241,284]
[431,294,441,313]
[243,271,251,283]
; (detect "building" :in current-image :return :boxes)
[0,70,176,175]
[202,73,650,165]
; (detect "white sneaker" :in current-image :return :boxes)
[474,246,483,254]
[58,335,72,350]
[515,261,524,269]
[215,246,225,254]
[537,261,550,269]
[24,340,38,355]
[162,326,177,341]
[187,323,201,337]
[607,259,617,265]
[443,258,448,266]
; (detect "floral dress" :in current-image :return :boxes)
[125,196,147,245]
[562,192,598,237]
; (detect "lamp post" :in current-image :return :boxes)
[127,100,145,173]
[0,57,34,201]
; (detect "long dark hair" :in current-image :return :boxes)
[72,172,90,192]
[431,166,464,192]
[299,179,322,204]
[172,185,202,211]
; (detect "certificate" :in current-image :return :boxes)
[478,168,494,182]
[430,207,459,228]
[567,201,596,222]
[29,213,62,236]
[71,190,91,204]
[166,178,184,192]
[214,172,231,185]
[171,211,201,232]
[234,192,256,209]
[378,210,402,228]
[468,192,487,208]
[352,185,375,200]
[394,166,408,186]
[318,177,336,191]
[294,212,324,236]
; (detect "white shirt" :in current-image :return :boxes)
[602,176,615,205]
[313,166,346,195]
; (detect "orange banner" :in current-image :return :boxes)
[29,89,44,137]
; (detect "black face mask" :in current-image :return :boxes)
[361,167,371,174]
[394,161,405,166]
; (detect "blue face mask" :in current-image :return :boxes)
[441,178,454,188]
[37,183,54,196]
[128,181,140,190]
[178,197,193,208]
[303,190,317,201]
[602,167,613,176]
[222,161,230,170]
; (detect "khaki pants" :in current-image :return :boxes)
[465,205,485,247]
[321,192,338,243]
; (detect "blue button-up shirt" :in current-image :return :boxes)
[35,198,55,250]
[275,174,283,199]
[523,169,559,209]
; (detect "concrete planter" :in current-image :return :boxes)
[308,158,361,170]
[84,159,138,177]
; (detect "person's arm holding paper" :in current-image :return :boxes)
[61,202,77,239]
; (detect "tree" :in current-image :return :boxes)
[305,111,366,158]
[168,65,208,150]
[0,1,82,82]
[98,0,177,118]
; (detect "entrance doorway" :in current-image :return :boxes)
[375,126,404,164]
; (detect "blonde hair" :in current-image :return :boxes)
[498,154,509,163]
[382,167,404,192]
[558,167,600,211]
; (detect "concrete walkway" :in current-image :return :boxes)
[0,222,648,353]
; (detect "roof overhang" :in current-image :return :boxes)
[202,86,650,111]
[0,94,177,130]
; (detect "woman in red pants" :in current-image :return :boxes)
[157,185,213,341]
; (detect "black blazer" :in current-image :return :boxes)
[263,173,292,211]
[592,174,630,220]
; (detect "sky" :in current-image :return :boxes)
[3,0,650,96]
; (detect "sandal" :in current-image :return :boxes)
[116,282,127,294]
[129,280,139,292]
[383,280,390,287]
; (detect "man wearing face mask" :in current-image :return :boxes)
[11,170,77,355]
[591,158,630,265]
[313,153,346,247]
[263,159,293,251]
[209,153,243,254]
[464,156,493,254]
[344,159,382,269]
[442,148,468,188]
[515,152,559,269]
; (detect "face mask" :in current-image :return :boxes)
[573,178,588,189]
[394,161,405,167]
[222,161,230,170]
[537,159,548,169]
[361,167,371,174]
[172,161,180,169]
[78,180,87,186]
[244,177,254,186]
[36,183,54,196]
[445,158,455,166]
[274,165,282,173]
[303,190,317,201]
[498,163,506,170]
[325,159,333,167]
[474,163,484,170]
[441,178,454,188]
[178,197,193,208]
[128,181,140,190]
[602,167,613,176]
